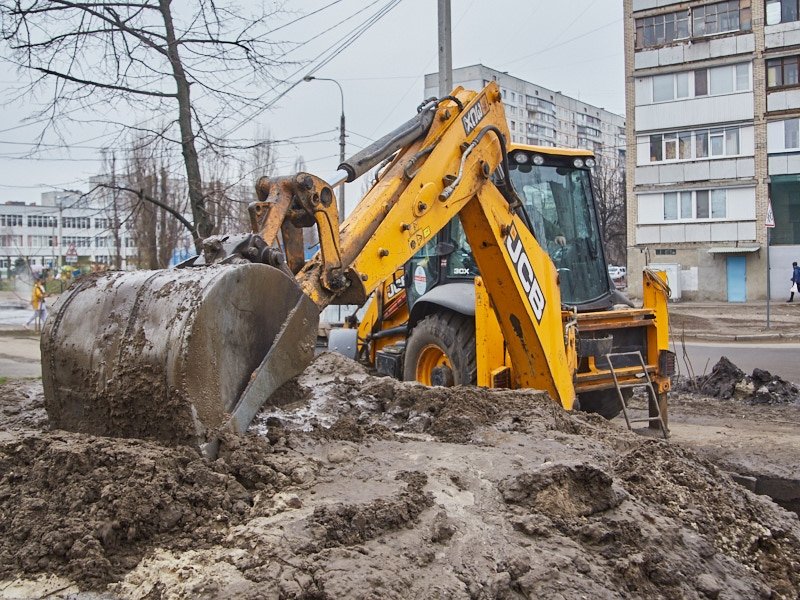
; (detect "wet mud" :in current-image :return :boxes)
[0,353,798,599]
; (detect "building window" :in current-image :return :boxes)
[648,127,741,162]
[27,215,58,228]
[635,1,751,49]
[62,216,91,229]
[766,0,799,25]
[63,236,92,248]
[693,1,746,36]
[785,118,800,148]
[0,235,23,246]
[653,72,689,102]
[27,235,57,247]
[636,10,690,48]
[663,189,727,220]
[650,64,749,104]
[767,56,800,88]
[769,174,800,244]
[0,214,23,227]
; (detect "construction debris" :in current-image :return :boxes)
[677,356,800,405]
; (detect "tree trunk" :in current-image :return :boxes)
[158,0,211,251]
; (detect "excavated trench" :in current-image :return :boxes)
[731,473,800,516]
[671,355,800,517]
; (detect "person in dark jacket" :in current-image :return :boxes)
[789,261,800,302]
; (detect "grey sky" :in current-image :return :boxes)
[0,0,624,210]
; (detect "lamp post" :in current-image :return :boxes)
[303,75,346,222]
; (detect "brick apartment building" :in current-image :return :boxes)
[625,0,800,301]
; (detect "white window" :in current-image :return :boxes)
[735,64,750,91]
[785,119,800,149]
[653,74,674,102]
[709,66,734,94]
[649,127,740,162]
[711,190,727,218]
[680,191,693,218]
[663,189,727,221]
[676,72,689,98]
[664,193,678,220]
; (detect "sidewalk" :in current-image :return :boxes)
[667,300,800,343]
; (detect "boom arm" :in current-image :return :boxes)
[251,83,576,407]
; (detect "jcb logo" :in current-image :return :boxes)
[462,94,489,135]
[505,225,546,323]
[386,273,405,300]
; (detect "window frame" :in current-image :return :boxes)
[663,189,728,222]
[647,126,742,163]
[767,55,800,90]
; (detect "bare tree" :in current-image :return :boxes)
[98,150,123,269]
[1,0,288,249]
[592,157,627,267]
[126,137,185,269]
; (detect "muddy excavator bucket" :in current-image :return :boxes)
[41,263,318,455]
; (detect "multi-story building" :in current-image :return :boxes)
[0,190,139,274]
[625,0,800,301]
[424,64,626,164]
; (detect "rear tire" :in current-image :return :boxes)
[403,311,477,386]
[578,389,628,420]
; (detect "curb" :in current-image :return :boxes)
[672,333,800,343]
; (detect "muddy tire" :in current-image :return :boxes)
[403,311,477,386]
[578,389,628,420]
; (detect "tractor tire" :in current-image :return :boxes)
[577,389,629,420]
[403,310,477,386]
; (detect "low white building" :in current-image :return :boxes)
[0,190,139,275]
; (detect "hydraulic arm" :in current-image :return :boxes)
[42,83,577,456]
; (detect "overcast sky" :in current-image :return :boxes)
[0,0,624,210]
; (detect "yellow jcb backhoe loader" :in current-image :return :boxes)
[41,83,672,458]
[342,143,674,423]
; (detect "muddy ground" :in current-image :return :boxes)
[1,353,799,599]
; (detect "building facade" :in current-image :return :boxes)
[424,65,626,164]
[625,0,800,301]
[0,190,139,275]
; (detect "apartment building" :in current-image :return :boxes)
[0,191,139,274]
[424,65,626,163]
[625,0,800,301]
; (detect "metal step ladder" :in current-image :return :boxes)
[605,351,668,439]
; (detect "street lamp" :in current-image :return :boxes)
[303,75,346,222]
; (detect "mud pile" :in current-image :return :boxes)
[0,353,799,599]
[677,356,800,405]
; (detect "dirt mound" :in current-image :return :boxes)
[0,379,47,432]
[677,356,800,405]
[0,427,313,588]
[1,357,799,599]
[499,464,625,517]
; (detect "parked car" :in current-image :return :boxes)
[608,265,625,279]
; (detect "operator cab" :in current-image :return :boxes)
[406,145,616,313]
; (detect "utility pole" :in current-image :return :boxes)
[438,0,452,97]
[303,75,346,222]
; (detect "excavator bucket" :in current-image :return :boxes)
[41,263,318,455]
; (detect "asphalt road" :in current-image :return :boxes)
[0,334,41,379]
[676,340,800,385]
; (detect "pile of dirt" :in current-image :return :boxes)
[677,356,800,405]
[1,355,799,599]
[0,424,316,588]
